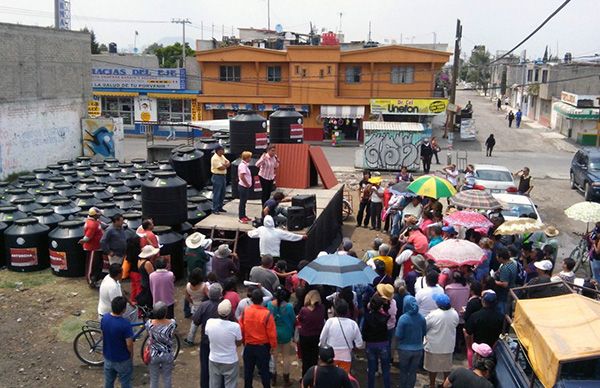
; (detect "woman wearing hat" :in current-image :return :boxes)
[136,245,158,309]
[376,284,397,361]
[443,343,495,388]
[211,244,239,284]
[185,232,211,278]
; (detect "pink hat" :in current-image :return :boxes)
[472,342,493,358]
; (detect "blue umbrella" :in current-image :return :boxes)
[298,254,377,287]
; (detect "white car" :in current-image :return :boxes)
[473,164,518,194]
[492,193,542,223]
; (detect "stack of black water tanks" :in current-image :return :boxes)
[0,156,212,280]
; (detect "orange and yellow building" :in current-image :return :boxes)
[195,44,450,141]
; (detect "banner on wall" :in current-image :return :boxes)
[370,98,448,115]
[92,67,186,90]
[82,117,125,161]
[134,96,158,122]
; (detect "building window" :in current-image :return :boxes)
[267,66,281,82]
[391,66,414,84]
[301,68,307,78]
[542,69,548,83]
[219,65,241,82]
[319,69,324,79]
[295,65,300,74]
[345,66,361,83]
[327,65,332,75]
[101,97,133,125]
[157,99,192,122]
[534,69,539,82]
[527,69,533,82]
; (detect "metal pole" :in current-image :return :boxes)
[446,19,462,138]
[267,0,271,30]
[182,20,186,68]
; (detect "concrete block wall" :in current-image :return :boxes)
[0,23,91,102]
[0,23,92,178]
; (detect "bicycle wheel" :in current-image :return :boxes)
[342,201,352,221]
[73,328,104,366]
[140,333,181,361]
[572,243,589,274]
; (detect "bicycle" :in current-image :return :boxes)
[73,305,181,366]
[571,231,591,277]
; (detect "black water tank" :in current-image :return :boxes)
[114,194,137,211]
[133,169,150,181]
[269,108,304,143]
[187,185,201,198]
[189,196,213,215]
[104,157,119,167]
[197,139,222,184]
[131,188,142,201]
[0,206,27,225]
[174,221,193,239]
[170,146,205,190]
[5,188,34,203]
[48,220,85,277]
[47,164,62,175]
[23,182,43,196]
[60,170,79,184]
[77,178,97,191]
[75,166,93,178]
[158,160,172,171]
[36,190,64,205]
[105,167,122,179]
[54,183,80,199]
[121,174,143,189]
[230,157,261,199]
[73,192,99,210]
[87,185,114,201]
[5,218,50,272]
[31,208,65,230]
[229,110,268,156]
[107,181,131,195]
[186,204,207,225]
[0,222,7,267]
[13,198,43,214]
[93,171,111,184]
[90,161,105,172]
[119,163,134,174]
[33,168,52,181]
[108,42,117,54]
[96,202,122,220]
[76,156,92,167]
[131,158,146,169]
[142,171,187,226]
[153,225,184,280]
[51,199,81,217]
[123,211,143,231]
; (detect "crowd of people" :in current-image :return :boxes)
[93,160,587,388]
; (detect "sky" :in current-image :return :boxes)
[0,0,599,60]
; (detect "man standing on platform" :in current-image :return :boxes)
[211,145,230,214]
[238,151,253,224]
[256,144,280,206]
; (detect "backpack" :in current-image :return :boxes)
[514,259,526,287]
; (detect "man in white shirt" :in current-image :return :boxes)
[205,299,242,388]
[442,164,459,188]
[424,293,459,388]
[415,271,445,318]
[247,215,306,258]
[369,178,384,230]
[98,263,124,317]
[319,300,364,372]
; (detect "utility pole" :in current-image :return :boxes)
[368,21,372,42]
[432,32,437,50]
[446,19,462,138]
[267,0,271,30]
[172,18,191,68]
[338,12,343,34]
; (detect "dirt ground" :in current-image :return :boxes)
[0,170,581,388]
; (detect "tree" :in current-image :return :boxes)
[465,46,492,95]
[143,43,163,55]
[98,43,108,53]
[153,42,195,68]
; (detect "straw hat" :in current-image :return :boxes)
[368,177,383,185]
[139,244,160,259]
[214,244,232,258]
[411,254,428,274]
[544,226,560,237]
[376,284,394,301]
[185,232,206,249]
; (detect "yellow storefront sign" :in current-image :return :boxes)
[370,98,448,115]
[191,101,202,121]
[87,100,101,118]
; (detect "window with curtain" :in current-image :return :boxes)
[391,66,414,84]
[345,66,361,83]
[267,66,281,82]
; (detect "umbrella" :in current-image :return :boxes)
[449,190,502,210]
[390,181,412,196]
[494,218,545,235]
[407,175,457,199]
[425,239,486,267]
[298,253,377,287]
[565,201,600,223]
[444,210,494,229]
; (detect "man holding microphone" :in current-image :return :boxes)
[256,144,280,206]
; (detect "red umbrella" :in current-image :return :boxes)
[425,239,486,267]
[444,211,493,229]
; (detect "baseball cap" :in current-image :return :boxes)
[534,259,553,272]
[433,293,451,309]
[318,345,335,363]
[217,299,232,317]
[482,289,497,303]
[88,207,102,216]
[472,342,493,358]
[442,225,456,234]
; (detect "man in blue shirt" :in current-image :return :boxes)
[101,296,134,388]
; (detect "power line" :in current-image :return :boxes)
[491,0,572,64]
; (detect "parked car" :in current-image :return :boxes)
[492,193,542,223]
[473,164,518,193]
[570,148,600,200]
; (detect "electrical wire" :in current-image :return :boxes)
[490,0,572,64]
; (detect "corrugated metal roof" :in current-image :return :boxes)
[275,143,311,189]
[363,121,425,132]
[309,146,338,189]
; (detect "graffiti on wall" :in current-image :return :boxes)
[363,131,424,170]
[82,118,124,161]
